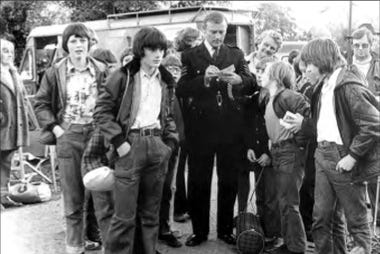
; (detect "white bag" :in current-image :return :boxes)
[83,166,115,192]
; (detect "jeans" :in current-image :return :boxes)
[271,142,306,253]
[84,191,101,241]
[368,179,380,224]
[237,163,281,238]
[91,190,114,244]
[105,133,171,254]
[300,142,316,240]
[0,149,16,197]
[57,124,113,254]
[313,142,371,254]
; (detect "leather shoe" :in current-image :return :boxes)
[159,232,182,248]
[269,244,304,254]
[185,234,207,246]
[174,212,190,223]
[218,233,236,245]
[85,240,101,250]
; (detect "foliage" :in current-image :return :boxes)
[1,0,221,64]
[327,23,352,59]
[63,0,159,22]
[255,2,298,41]
[166,0,228,8]
[1,1,71,64]
[63,0,224,22]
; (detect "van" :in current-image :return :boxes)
[18,6,257,96]
[277,41,307,62]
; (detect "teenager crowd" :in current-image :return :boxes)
[1,10,379,254]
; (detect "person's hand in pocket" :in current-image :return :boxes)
[117,142,131,157]
[53,125,65,138]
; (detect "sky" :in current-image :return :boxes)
[231,1,380,32]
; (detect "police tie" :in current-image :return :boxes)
[212,46,219,62]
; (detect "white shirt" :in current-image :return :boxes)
[353,56,371,83]
[131,69,162,129]
[204,40,218,58]
[317,67,343,145]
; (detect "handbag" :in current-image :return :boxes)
[236,167,265,254]
[9,181,52,204]
[83,166,115,192]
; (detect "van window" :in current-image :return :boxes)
[20,49,34,81]
[225,25,237,47]
[35,36,58,82]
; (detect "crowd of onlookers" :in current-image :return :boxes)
[1,10,379,254]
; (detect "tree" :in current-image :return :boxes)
[1,1,70,64]
[63,0,226,22]
[63,0,160,22]
[254,2,298,41]
[2,0,226,63]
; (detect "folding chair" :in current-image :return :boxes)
[11,146,58,192]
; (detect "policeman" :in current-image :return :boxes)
[177,11,255,247]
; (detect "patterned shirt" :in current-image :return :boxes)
[63,59,97,124]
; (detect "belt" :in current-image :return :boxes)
[129,128,162,137]
[318,141,344,148]
[272,139,296,149]
[61,121,95,133]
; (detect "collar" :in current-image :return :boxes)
[140,67,160,81]
[67,58,96,76]
[322,67,342,92]
[204,40,218,56]
[353,55,372,66]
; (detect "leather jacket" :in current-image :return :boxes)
[303,65,380,181]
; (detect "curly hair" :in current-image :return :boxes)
[174,27,203,52]
[257,30,283,51]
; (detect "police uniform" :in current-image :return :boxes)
[177,42,255,239]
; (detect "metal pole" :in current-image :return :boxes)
[346,0,354,69]
[49,146,58,192]
[374,176,380,237]
[18,147,25,180]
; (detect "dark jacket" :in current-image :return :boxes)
[93,58,178,150]
[244,87,270,157]
[177,42,256,145]
[366,53,380,96]
[0,67,29,150]
[34,57,107,132]
[269,88,311,147]
[303,65,380,181]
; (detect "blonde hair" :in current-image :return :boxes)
[257,30,283,51]
[267,61,295,89]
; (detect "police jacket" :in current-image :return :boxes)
[177,42,256,145]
